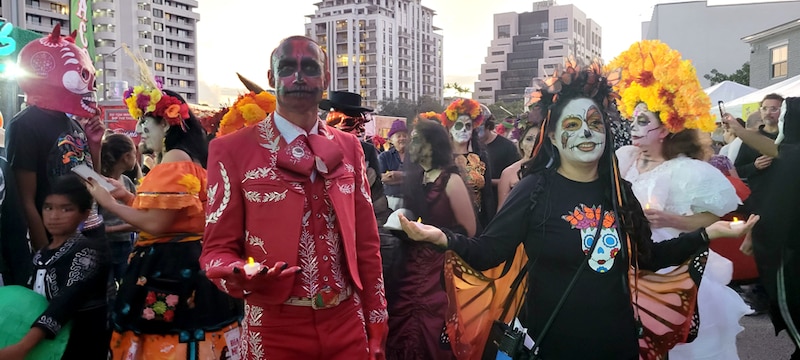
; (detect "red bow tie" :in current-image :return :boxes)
[276,133,344,180]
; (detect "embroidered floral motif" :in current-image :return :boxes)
[375,276,387,307]
[244,327,265,360]
[345,163,355,173]
[205,258,223,271]
[46,268,58,297]
[369,308,389,324]
[207,183,218,207]
[338,183,355,195]
[245,231,268,255]
[243,166,277,183]
[258,119,280,152]
[322,204,346,289]
[244,190,287,203]
[37,315,61,334]
[245,303,263,326]
[206,162,232,225]
[67,248,97,286]
[142,290,178,322]
[298,209,319,297]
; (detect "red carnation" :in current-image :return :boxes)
[638,71,655,87]
[163,309,175,322]
[145,292,157,305]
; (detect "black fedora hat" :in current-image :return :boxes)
[319,91,373,115]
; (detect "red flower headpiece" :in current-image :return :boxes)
[443,98,484,128]
[153,94,191,131]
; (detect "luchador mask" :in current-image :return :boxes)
[450,115,473,144]
[17,24,97,118]
[553,98,605,164]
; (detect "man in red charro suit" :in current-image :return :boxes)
[200,36,388,359]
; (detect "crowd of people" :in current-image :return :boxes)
[0,26,795,360]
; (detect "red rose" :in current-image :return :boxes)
[163,309,175,322]
[145,291,157,305]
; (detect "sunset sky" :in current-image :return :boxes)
[195,0,773,105]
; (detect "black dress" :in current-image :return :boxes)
[30,233,110,360]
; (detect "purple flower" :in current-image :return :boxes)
[123,87,134,99]
[136,94,151,110]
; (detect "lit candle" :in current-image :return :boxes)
[729,217,745,232]
[243,257,262,277]
[645,203,651,210]
[417,217,422,223]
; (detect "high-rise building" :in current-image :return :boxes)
[305,0,443,110]
[0,0,200,104]
[474,1,601,105]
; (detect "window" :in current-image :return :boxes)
[554,18,568,33]
[154,62,164,71]
[486,68,499,73]
[153,9,163,18]
[155,49,164,58]
[154,22,163,31]
[497,25,511,39]
[154,36,164,45]
[772,45,788,78]
[491,51,504,56]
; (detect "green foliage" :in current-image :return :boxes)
[378,96,444,120]
[444,83,471,96]
[704,62,750,86]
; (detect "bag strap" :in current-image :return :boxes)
[531,221,604,357]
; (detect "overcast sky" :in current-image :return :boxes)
[195,0,775,105]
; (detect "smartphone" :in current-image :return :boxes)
[717,101,728,128]
[71,164,116,191]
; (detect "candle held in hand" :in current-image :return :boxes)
[729,217,745,232]
[243,257,262,277]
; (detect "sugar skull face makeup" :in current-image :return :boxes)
[630,102,663,147]
[450,115,473,144]
[553,98,605,164]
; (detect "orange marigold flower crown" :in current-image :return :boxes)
[216,91,276,137]
[607,40,715,133]
[443,98,484,128]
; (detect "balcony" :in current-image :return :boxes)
[336,37,348,44]
[137,23,151,32]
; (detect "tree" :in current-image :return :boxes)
[704,62,750,86]
[378,96,444,120]
[487,100,525,119]
[444,83,471,97]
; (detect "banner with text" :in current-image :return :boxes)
[70,0,95,59]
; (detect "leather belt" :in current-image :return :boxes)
[284,286,353,310]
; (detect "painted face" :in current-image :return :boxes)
[582,225,621,273]
[630,103,663,147]
[553,98,605,164]
[136,116,167,154]
[408,129,432,166]
[17,25,98,118]
[450,115,473,144]
[519,127,539,159]
[269,38,328,111]
[42,194,89,237]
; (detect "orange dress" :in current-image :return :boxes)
[109,162,242,360]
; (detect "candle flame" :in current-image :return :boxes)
[645,203,650,210]
[733,217,739,222]
[247,257,255,265]
[416,217,422,223]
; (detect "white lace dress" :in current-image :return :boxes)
[617,145,752,360]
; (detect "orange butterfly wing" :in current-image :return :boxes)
[444,247,528,360]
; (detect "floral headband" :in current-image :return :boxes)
[216,91,276,137]
[607,40,714,133]
[124,86,190,131]
[443,98,484,128]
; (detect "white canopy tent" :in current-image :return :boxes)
[704,81,757,106]
[724,74,800,118]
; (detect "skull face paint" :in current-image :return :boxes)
[630,102,663,147]
[136,116,168,155]
[269,37,328,110]
[408,129,432,167]
[553,98,605,164]
[17,24,98,118]
[450,115,473,144]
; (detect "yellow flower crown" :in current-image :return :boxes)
[216,91,276,137]
[607,40,714,133]
[444,98,484,127]
[124,85,162,120]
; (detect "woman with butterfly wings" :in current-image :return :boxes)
[398,59,759,360]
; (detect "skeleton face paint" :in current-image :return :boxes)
[269,38,328,110]
[136,116,168,154]
[408,129,432,167]
[450,115,473,144]
[630,103,663,147]
[553,98,605,164]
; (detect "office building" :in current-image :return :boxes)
[305,0,443,111]
[642,0,800,88]
[0,0,200,103]
[474,0,602,105]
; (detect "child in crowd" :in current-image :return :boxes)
[0,174,110,359]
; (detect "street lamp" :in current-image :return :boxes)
[98,47,124,101]
[531,35,574,58]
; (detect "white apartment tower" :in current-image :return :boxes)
[305,0,444,110]
[474,1,602,105]
[0,0,201,103]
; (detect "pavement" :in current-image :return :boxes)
[737,313,796,360]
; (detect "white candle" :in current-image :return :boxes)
[243,257,262,277]
[729,217,745,232]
